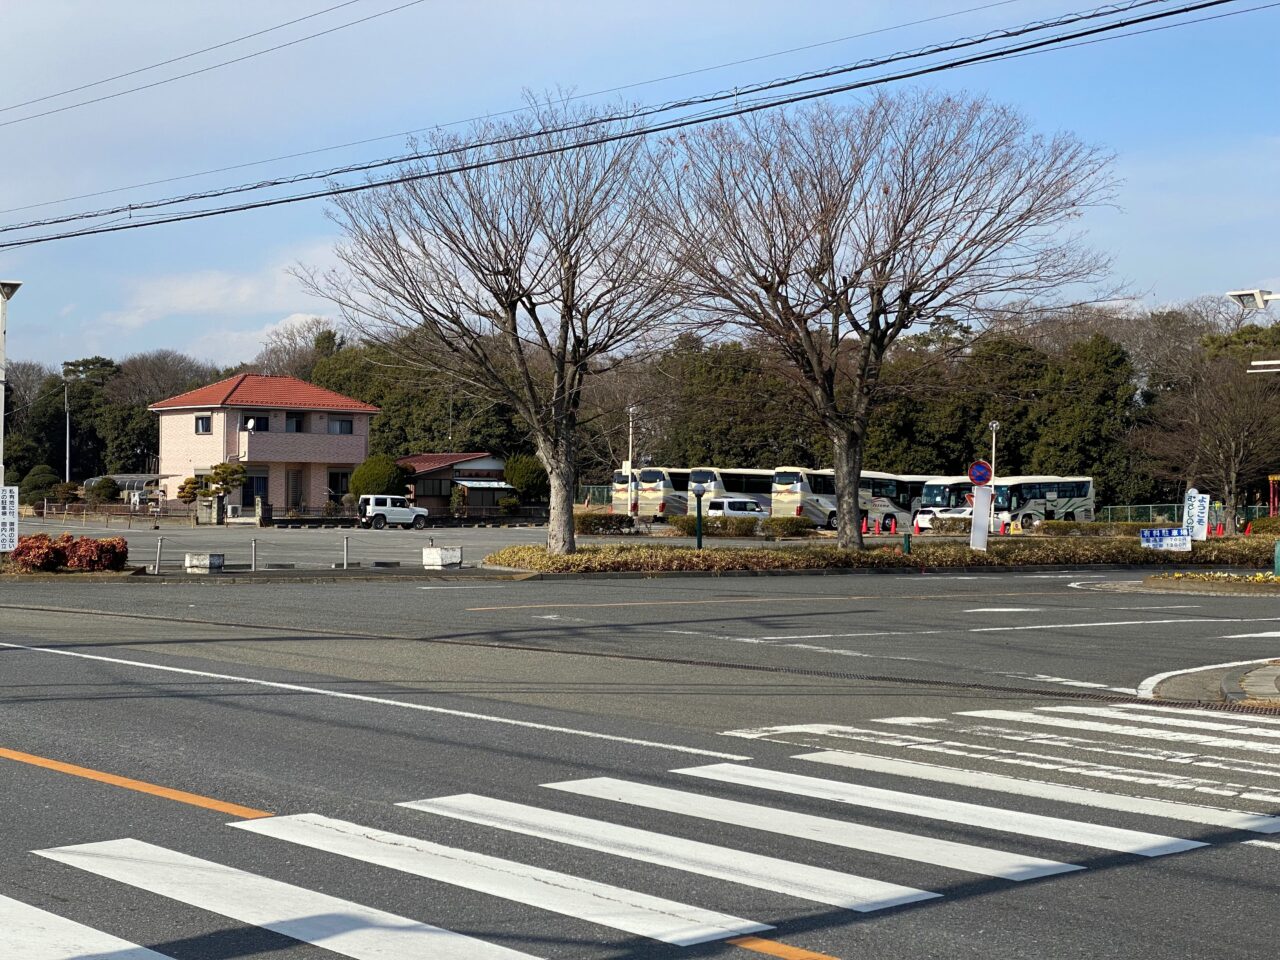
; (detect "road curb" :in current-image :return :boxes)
[1224,663,1280,703]
[480,562,1265,581]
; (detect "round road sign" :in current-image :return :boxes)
[968,460,993,486]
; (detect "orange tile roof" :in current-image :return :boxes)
[397,452,493,474]
[149,374,380,413]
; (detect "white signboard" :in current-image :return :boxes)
[969,484,993,552]
[1184,493,1211,541]
[0,485,17,552]
[1140,527,1192,552]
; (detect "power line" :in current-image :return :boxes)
[0,0,1027,218]
[0,0,1257,252]
[0,0,429,131]
[0,0,368,116]
[0,0,1178,236]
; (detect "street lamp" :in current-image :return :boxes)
[1226,288,1280,374]
[988,420,1000,533]
[626,404,639,515]
[0,280,23,488]
[692,482,706,550]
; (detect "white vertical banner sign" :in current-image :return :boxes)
[1187,494,1211,541]
[1182,488,1198,532]
[0,485,17,552]
[969,485,993,552]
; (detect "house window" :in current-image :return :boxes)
[241,411,271,432]
[414,478,450,497]
[328,418,354,435]
[328,471,350,503]
[194,415,211,435]
[285,412,305,433]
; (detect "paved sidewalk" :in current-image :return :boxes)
[1240,662,1280,702]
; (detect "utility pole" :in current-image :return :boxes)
[0,281,23,488]
[64,380,71,482]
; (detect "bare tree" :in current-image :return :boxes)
[301,104,680,553]
[1140,356,1280,532]
[105,350,220,406]
[656,92,1114,546]
[5,359,56,428]
[251,316,343,380]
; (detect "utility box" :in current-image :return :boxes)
[185,552,225,574]
[423,546,462,570]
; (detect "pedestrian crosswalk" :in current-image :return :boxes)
[9,700,1280,959]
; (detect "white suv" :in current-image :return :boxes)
[706,499,767,518]
[357,494,430,530]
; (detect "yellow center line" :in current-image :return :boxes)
[0,746,272,820]
[468,589,1072,612]
[728,935,843,959]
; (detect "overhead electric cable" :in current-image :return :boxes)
[0,0,1180,236]
[0,0,368,115]
[0,0,1259,251]
[0,0,1028,218]
[0,0,428,130]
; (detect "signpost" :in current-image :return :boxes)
[1182,488,1210,541]
[967,460,993,486]
[1140,527,1192,552]
[0,485,17,552]
[967,460,994,549]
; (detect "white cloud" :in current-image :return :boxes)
[100,241,335,330]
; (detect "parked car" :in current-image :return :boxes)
[705,498,767,518]
[357,494,429,530]
[915,506,973,529]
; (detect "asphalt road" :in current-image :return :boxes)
[2,570,1278,959]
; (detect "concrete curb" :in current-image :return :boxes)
[1142,576,1280,595]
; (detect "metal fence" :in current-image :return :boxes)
[1098,503,1271,524]
[577,485,612,505]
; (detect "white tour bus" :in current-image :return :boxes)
[995,475,1095,527]
[610,468,637,516]
[858,470,922,526]
[915,475,975,529]
[634,466,691,520]
[687,467,774,513]
[895,474,934,519]
[771,467,906,531]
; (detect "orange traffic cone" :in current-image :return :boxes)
[874,518,882,535]
[1216,521,1225,537]
[888,515,897,534]
[913,518,921,535]
[861,516,868,535]
[1245,521,1253,536]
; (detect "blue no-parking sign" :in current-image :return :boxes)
[968,460,993,486]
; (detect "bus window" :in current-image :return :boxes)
[638,469,665,484]
[613,471,629,486]
[811,474,836,497]
[774,471,803,487]
[689,469,716,485]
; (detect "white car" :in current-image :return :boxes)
[357,494,430,530]
[915,506,973,529]
[706,498,767,518]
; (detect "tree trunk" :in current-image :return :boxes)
[832,429,865,550]
[543,455,577,556]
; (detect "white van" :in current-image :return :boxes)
[357,494,430,530]
[706,498,767,518]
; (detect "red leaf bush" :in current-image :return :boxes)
[7,533,129,572]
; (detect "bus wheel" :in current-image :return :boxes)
[827,512,839,531]
[1063,512,1075,522]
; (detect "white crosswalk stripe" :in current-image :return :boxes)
[793,751,1280,833]
[675,763,1204,856]
[545,776,1082,880]
[0,893,173,960]
[1040,705,1280,739]
[957,709,1280,755]
[401,792,938,912]
[232,813,770,946]
[36,838,542,960]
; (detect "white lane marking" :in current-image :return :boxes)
[418,586,502,590]
[0,641,749,761]
[1243,839,1280,851]
[725,631,941,642]
[532,615,587,622]
[676,764,1202,857]
[401,794,936,912]
[1222,631,1280,638]
[545,777,1080,881]
[1138,657,1280,699]
[795,751,1280,834]
[234,814,767,946]
[37,839,537,960]
[964,608,1042,613]
[1113,704,1280,727]
[958,710,1280,756]
[973,617,1280,634]
[1109,605,1202,611]
[0,893,172,960]
[723,723,1280,803]
[872,717,949,726]
[997,674,1138,694]
[1041,706,1280,740]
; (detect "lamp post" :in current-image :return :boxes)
[626,404,638,516]
[0,281,23,488]
[1226,289,1280,375]
[988,420,1000,533]
[692,482,706,550]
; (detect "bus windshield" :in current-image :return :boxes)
[638,469,666,484]
[923,483,969,508]
[774,471,803,487]
[689,470,717,485]
[612,472,628,486]
[994,485,1011,510]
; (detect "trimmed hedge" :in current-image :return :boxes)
[6,534,129,573]
[486,536,1277,574]
[574,513,635,534]
[1249,516,1280,535]
[927,518,970,536]
[761,516,815,538]
[669,515,760,537]
[1039,521,1161,537]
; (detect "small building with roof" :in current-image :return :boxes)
[149,373,379,511]
[397,452,510,514]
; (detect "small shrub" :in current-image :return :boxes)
[65,536,129,571]
[8,533,66,571]
[1249,516,1280,535]
[575,513,635,534]
[669,515,760,537]
[350,455,411,499]
[497,495,521,516]
[19,465,59,505]
[928,517,970,536]
[1039,520,1157,537]
[761,516,815,538]
[49,482,80,505]
[86,476,121,505]
[177,477,202,505]
[322,498,343,517]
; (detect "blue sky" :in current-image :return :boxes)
[1,0,1277,367]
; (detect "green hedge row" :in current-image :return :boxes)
[573,513,635,534]
[487,535,1276,574]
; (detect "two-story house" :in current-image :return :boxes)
[149,374,379,511]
